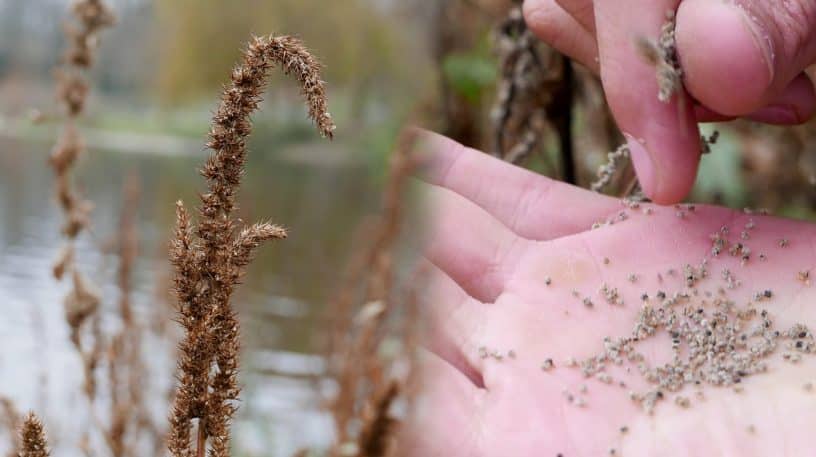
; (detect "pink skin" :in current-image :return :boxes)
[523,0,816,204]
[402,132,816,457]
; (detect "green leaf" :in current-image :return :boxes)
[442,53,497,103]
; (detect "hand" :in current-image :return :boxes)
[403,132,816,456]
[523,0,816,204]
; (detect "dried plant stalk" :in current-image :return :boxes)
[324,131,419,457]
[168,34,334,457]
[18,413,50,457]
[1,397,20,457]
[491,1,575,181]
[101,173,165,457]
[356,381,399,457]
[49,0,114,411]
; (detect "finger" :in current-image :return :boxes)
[422,182,526,303]
[746,72,816,125]
[399,350,484,457]
[677,0,816,117]
[416,130,621,241]
[594,0,700,204]
[423,262,488,388]
[523,0,600,73]
[694,74,816,124]
[554,0,596,34]
[694,104,735,123]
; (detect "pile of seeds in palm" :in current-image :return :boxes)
[562,214,815,414]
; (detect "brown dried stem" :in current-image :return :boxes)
[491,2,575,182]
[325,131,418,456]
[168,34,333,457]
[1,397,20,457]
[49,0,114,419]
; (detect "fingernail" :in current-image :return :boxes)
[749,104,801,125]
[732,4,775,83]
[624,133,657,197]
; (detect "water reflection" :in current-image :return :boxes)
[0,136,377,455]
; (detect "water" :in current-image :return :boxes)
[0,135,378,455]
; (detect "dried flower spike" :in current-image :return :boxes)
[168,34,331,457]
[19,412,50,457]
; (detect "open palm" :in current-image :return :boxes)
[403,132,816,457]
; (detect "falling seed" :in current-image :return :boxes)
[644,208,653,215]
[508,349,516,359]
[759,254,767,261]
[572,289,580,298]
[575,397,587,407]
[583,297,594,308]
[779,238,789,248]
[628,273,638,283]
[541,359,554,371]
[675,396,690,408]
[545,276,552,286]
[609,449,617,456]
[579,384,588,394]
[603,257,610,265]
[747,425,756,434]
[478,346,488,359]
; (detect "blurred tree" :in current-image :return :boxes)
[154,0,426,114]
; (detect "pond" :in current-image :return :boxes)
[0,134,379,456]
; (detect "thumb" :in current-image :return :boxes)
[676,0,816,117]
[594,0,700,204]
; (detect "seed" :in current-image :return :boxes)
[656,291,666,300]
[609,449,617,456]
[541,359,554,371]
[747,425,756,434]
[545,276,552,286]
[508,350,516,359]
[583,297,594,308]
[603,257,610,265]
[798,271,810,285]
[628,273,638,283]
[478,346,488,359]
[620,426,629,434]
[675,396,690,408]
[575,397,587,407]
[779,238,789,248]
